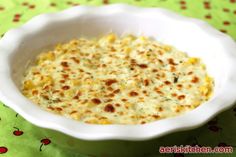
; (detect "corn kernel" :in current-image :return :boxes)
[37,52,55,64]
[192,101,201,107]
[106,33,116,43]
[71,112,82,120]
[124,47,131,53]
[126,80,137,88]
[175,106,184,112]
[36,75,53,86]
[65,89,75,97]
[69,40,79,45]
[201,64,206,70]
[55,44,62,50]
[199,86,209,95]
[139,36,147,42]
[85,119,98,124]
[120,83,126,90]
[71,79,81,86]
[122,34,136,44]
[23,80,35,90]
[22,91,31,97]
[163,45,172,52]
[205,76,212,83]
[84,78,93,85]
[98,119,112,124]
[187,57,199,64]
[125,102,134,108]
[87,102,97,108]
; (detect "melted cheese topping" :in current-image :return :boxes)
[21,34,214,124]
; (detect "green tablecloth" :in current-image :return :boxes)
[0,0,236,157]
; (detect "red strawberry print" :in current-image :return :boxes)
[208,125,222,132]
[29,5,35,9]
[22,2,29,6]
[205,14,212,19]
[218,142,229,147]
[67,1,73,5]
[39,138,51,151]
[0,6,4,11]
[13,13,21,22]
[181,6,187,10]
[13,127,24,136]
[203,1,211,9]
[103,0,109,4]
[220,29,227,33]
[223,8,230,12]
[223,21,231,26]
[179,0,186,5]
[0,147,8,154]
[50,3,57,7]
[179,0,187,10]
[204,1,210,5]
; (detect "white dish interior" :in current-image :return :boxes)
[0,4,236,140]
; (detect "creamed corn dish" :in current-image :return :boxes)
[21,34,214,124]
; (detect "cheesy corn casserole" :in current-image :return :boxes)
[21,33,214,124]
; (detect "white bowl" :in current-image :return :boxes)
[0,4,236,142]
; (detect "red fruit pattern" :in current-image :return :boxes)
[29,5,35,9]
[220,29,227,33]
[205,14,212,19]
[39,138,51,151]
[67,1,80,6]
[208,125,222,132]
[0,146,8,154]
[218,142,229,147]
[103,0,109,4]
[50,3,57,7]
[13,14,21,22]
[20,2,35,9]
[13,127,24,136]
[223,21,231,26]
[203,1,211,9]
[223,8,230,12]
[207,118,222,133]
[179,0,187,10]
[22,2,28,6]
[179,0,186,5]
[217,142,236,148]
[0,6,4,11]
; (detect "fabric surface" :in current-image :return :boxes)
[0,0,236,157]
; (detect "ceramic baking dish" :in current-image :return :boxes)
[0,4,236,148]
